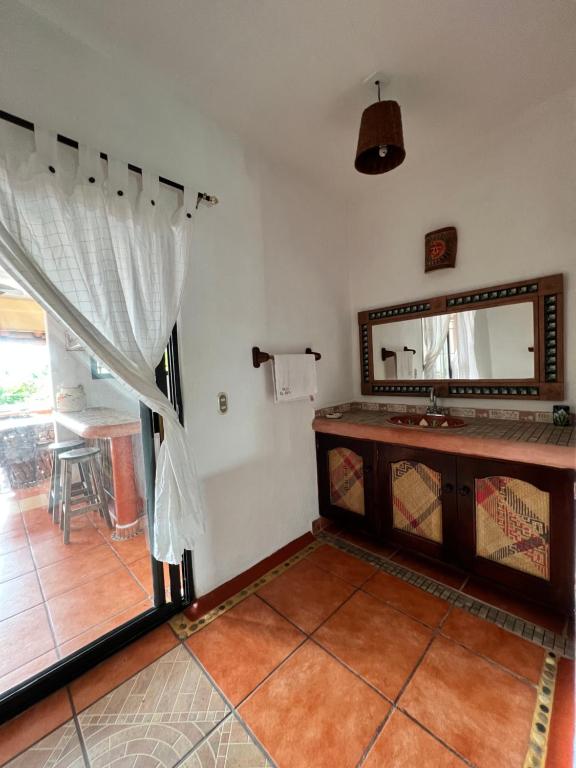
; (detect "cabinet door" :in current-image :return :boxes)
[457,457,575,610]
[316,434,377,532]
[378,446,458,561]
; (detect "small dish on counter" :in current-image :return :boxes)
[325,412,344,420]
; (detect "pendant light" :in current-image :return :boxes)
[355,79,406,174]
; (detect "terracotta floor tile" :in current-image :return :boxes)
[399,636,536,768]
[0,570,43,621]
[336,529,397,558]
[0,546,35,584]
[181,715,273,767]
[257,559,355,633]
[58,599,152,659]
[390,550,467,589]
[0,689,73,766]
[306,543,377,586]
[127,553,154,596]
[0,604,55,678]
[363,571,449,627]
[37,542,123,600]
[0,649,59,697]
[30,524,104,569]
[363,710,466,767]
[547,658,575,768]
[103,528,150,564]
[22,505,86,542]
[77,645,230,767]
[46,566,146,644]
[0,509,24,535]
[314,590,432,699]
[0,526,28,556]
[442,607,545,683]
[5,720,84,768]
[240,641,389,768]
[463,579,566,633]
[187,594,305,704]
[69,622,179,711]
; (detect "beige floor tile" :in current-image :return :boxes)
[77,645,230,767]
[19,494,49,512]
[4,720,85,768]
[181,716,273,767]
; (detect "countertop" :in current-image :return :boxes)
[313,409,576,470]
[53,407,141,439]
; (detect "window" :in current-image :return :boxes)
[0,338,51,412]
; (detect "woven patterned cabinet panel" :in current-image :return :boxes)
[475,476,550,580]
[391,460,443,544]
[328,447,365,516]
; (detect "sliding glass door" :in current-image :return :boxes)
[0,277,191,721]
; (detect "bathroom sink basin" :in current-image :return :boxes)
[388,414,466,429]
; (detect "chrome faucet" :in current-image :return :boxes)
[426,387,445,416]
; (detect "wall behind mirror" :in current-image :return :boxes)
[372,302,534,381]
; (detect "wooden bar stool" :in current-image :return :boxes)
[59,446,113,543]
[47,439,85,524]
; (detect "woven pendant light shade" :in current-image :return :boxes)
[355,100,405,174]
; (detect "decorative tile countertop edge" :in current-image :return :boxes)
[315,400,573,425]
[313,406,576,470]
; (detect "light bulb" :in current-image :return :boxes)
[378,144,388,158]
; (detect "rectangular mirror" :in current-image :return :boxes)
[372,303,535,381]
[358,274,563,400]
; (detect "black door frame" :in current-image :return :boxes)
[0,325,194,724]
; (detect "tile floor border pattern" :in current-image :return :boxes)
[317,531,574,659]
[3,535,563,768]
[3,641,277,768]
[169,540,322,640]
[523,651,558,768]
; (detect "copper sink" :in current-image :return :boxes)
[388,414,466,429]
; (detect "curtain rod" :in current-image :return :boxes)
[0,109,219,208]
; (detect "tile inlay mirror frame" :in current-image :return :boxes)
[358,273,564,400]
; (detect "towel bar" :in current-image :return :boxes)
[252,346,321,369]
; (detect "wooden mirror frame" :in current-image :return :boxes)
[358,274,564,400]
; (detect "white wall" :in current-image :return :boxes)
[349,90,576,410]
[0,1,353,594]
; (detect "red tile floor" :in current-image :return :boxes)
[0,537,572,767]
[0,480,155,696]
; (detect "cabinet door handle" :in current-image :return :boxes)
[458,485,471,496]
[442,483,454,494]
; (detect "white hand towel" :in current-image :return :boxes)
[272,354,318,403]
[396,350,415,380]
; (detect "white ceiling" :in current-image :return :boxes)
[17,0,576,194]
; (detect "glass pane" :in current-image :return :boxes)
[475,476,550,580]
[371,302,535,380]
[391,460,443,543]
[0,272,169,697]
[328,447,365,515]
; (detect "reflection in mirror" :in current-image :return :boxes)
[372,302,534,380]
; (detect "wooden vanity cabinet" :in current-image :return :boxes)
[316,434,575,611]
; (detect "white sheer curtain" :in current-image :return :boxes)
[422,315,450,378]
[0,124,204,563]
[451,310,480,379]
